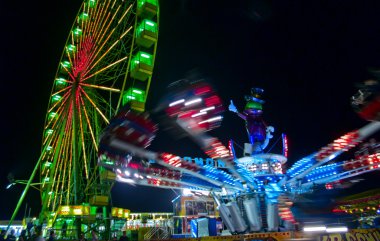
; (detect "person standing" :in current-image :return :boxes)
[79,233,87,241]
[34,228,45,241]
[91,230,98,241]
[0,230,6,241]
[47,231,55,241]
[26,221,33,238]
[119,231,128,241]
[61,221,67,238]
[5,230,16,241]
[18,230,27,241]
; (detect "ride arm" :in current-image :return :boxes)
[283,121,380,186]
[104,137,244,191]
[301,153,380,189]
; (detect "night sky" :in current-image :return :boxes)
[1,1,380,220]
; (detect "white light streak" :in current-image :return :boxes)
[303,226,326,232]
[198,116,222,124]
[326,227,348,233]
[169,99,185,107]
[191,112,207,118]
[184,98,202,106]
[117,176,135,184]
[200,106,215,112]
[132,89,143,94]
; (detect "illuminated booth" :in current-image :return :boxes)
[172,195,221,238]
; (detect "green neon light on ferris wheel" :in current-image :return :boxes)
[145,21,155,26]
[61,61,71,68]
[55,78,66,85]
[88,0,96,8]
[73,28,82,36]
[67,44,76,52]
[138,0,158,8]
[52,95,62,101]
[80,13,89,21]
[132,89,143,94]
[48,112,57,119]
[46,129,53,135]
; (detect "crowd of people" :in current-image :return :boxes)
[0,228,129,241]
[0,228,46,241]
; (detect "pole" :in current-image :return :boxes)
[24,203,28,220]
[6,145,47,232]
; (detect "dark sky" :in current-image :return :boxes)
[1,0,380,220]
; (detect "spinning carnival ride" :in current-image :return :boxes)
[99,80,380,234]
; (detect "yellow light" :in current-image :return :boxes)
[118,208,124,217]
[61,206,70,212]
[73,207,83,215]
[112,207,118,216]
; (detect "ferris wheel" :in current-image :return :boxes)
[38,0,159,220]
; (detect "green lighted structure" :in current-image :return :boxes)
[8,0,159,238]
[136,19,158,48]
[130,51,154,81]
